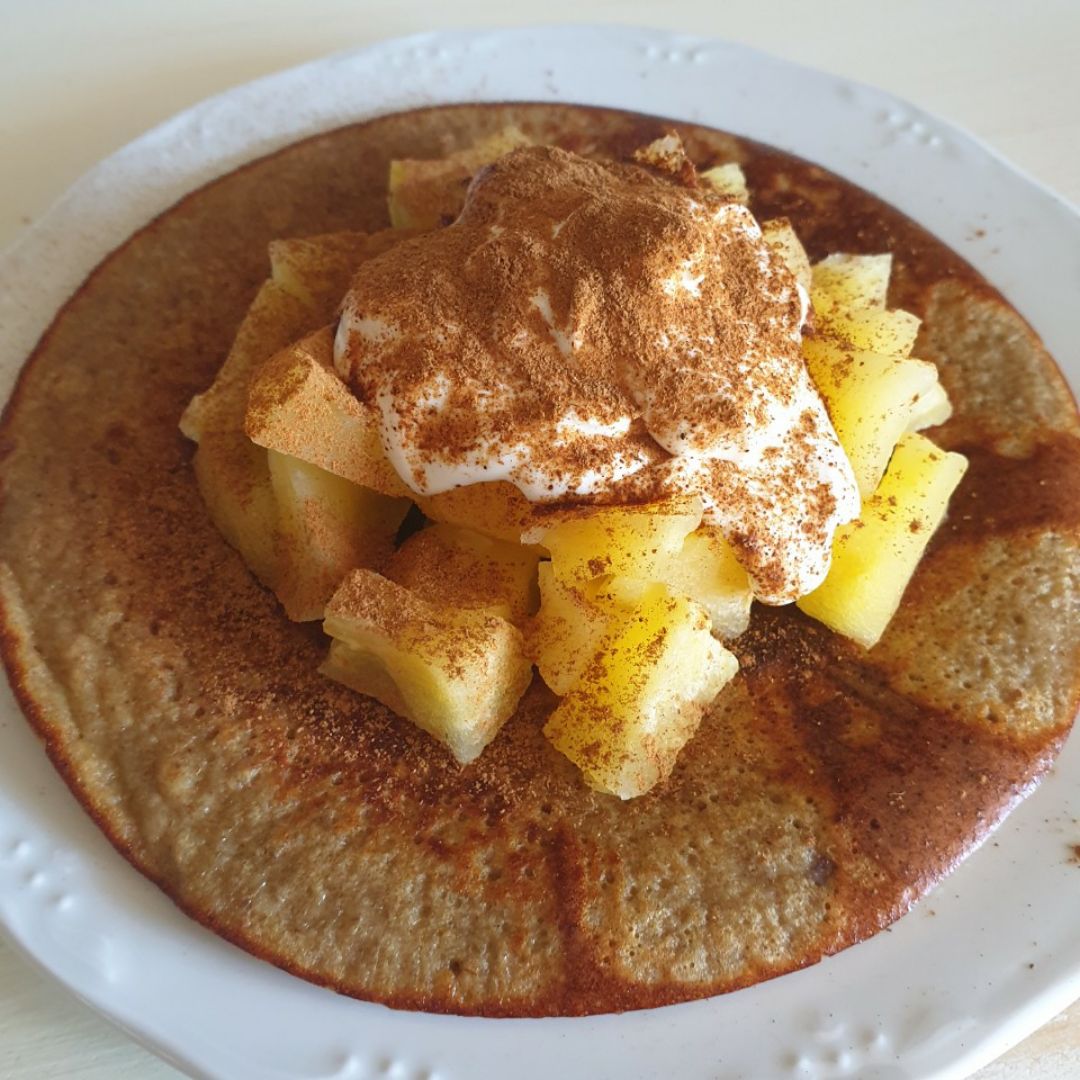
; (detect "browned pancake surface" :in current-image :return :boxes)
[1,104,1078,1016]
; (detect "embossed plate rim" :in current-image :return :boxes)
[0,24,1078,1080]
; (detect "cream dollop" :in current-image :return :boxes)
[336,146,858,603]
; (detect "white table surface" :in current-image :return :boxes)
[1,1,1078,1077]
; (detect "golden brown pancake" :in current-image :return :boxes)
[0,103,1078,1017]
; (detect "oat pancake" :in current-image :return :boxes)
[1,104,1078,1017]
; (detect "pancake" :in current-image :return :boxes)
[0,103,1078,1017]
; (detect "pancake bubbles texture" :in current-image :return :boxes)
[0,104,1078,1016]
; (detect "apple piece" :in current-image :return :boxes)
[761,218,811,293]
[528,563,616,695]
[905,380,953,432]
[797,433,968,648]
[268,227,421,321]
[387,127,532,230]
[634,132,696,181]
[322,570,534,763]
[414,482,545,545]
[811,253,892,316]
[268,450,409,622]
[386,523,540,624]
[820,307,922,357]
[522,496,704,587]
[803,336,946,498]
[659,526,753,639]
[245,326,412,499]
[700,162,750,205]
[543,582,738,798]
[180,281,315,584]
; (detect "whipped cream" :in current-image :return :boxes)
[336,146,859,603]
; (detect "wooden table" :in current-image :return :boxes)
[1,1,1078,1076]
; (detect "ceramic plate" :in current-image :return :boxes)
[0,25,1078,1080]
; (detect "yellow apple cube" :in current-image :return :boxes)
[761,218,811,293]
[414,481,545,545]
[268,450,409,621]
[632,132,695,180]
[820,307,922,356]
[268,229,414,321]
[905,380,953,432]
[179,281,315,585]
[797,433,968,648]
[811,253,892,316]
[245,326,412,499]
[528,564,617,695]
[803,336,946,497]
[522,496,704,586]
[387,126,532,230]
[659,526,753,639]
[386,523,540,625]
[322,570,534,763]
[700,162,749,205]
[543,583,738,799]
[191,432,280,586]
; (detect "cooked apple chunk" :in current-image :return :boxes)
[700,162,749,205]
[658,527,753,639]
[182,286,408,620]
[761,218,811,293]
[269,228,419,321]
[810,253,892,315]
[804,250,952,496]
[905,380,952,432]
[803,337,948,497]
[180,281,314,584]
[415,482,545,545]
[268,451,409,621]
[528,564,618,695]
[528,520,750,695]
[821,306,922,356]
[385,523,540,624]
[523,496,704,586]
[322,570,534,764]
[797,433,968,648]
[191,432,280,586]
[388,126,532,230]
[245,327,411,499]
[544,583,738,799]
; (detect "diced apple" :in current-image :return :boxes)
[658,526,753,639]
[245,326,412,499]
[268,228,419,322]
[180,281,313,444]
[797,433,968,648]
[180,281,315,584]
[633,132,695,182]
[761,218,811,292]
[819,307,922,356]
[811,253,892,315]
[268,450,409,621]
[322,570,534,763]
[700,162,749,205]
[529,563,614,695]
[388,127,532,230]
[905,380,953,432]
[386,523,540,625]
[191,432,280,586]
[543,583,738,798]
[803,336,945,497]
[415,482,545,545]
[522,496,704,587]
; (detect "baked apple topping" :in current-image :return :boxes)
[181,129,966,797]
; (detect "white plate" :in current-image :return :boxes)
[1,25,1078,1080]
